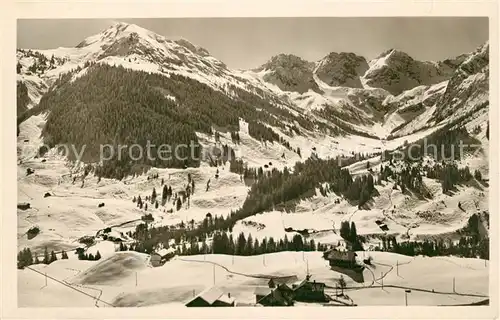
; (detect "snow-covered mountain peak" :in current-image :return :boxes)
[76,22,151,48]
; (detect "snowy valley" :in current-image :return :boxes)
[16,22,490,307]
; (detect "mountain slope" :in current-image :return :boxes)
[362,49,462,95]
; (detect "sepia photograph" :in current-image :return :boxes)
[6,4,496,317]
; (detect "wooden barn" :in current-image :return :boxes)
[185,287,235,307]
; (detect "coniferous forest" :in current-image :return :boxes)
[20,64,315,179]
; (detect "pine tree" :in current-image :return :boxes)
[245,234,254,255]
[50,250,57,263]
[162,185,168,200]
[151,188,157,203]
[26,248,33,265]
[43,247,50,264]
[349,222,358,243]
[236,232,247,255]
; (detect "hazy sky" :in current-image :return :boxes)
[18,18,488,69]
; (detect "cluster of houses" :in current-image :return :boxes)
[255,275,327,306]
[184,274,328,307]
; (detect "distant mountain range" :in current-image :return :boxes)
[16,22,489,167]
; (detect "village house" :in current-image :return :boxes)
[291,275,327,302]
[254,276,298,306]
[323,247,358,268]
[185,287,235,307]
[150,247,176,267]
[254,286,294,307]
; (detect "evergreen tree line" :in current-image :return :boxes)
[17,247,69,269]
[129,213,234,254]
[77,249,102,261]
[374,235,488,260]
[180,231,320,256]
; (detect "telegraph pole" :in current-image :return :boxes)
[381,272,384,289]
[135,271,138,286]
[405,289,411,306]
[453,277,455,293]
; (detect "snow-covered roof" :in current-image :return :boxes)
[254,287,272,296]
[269,275,298,285]
[155,247,175,257]
[217,293,236,305]
[188,286,235,305]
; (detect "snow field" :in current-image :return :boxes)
[18,250,488,307]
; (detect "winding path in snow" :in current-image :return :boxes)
[176,257,296,280]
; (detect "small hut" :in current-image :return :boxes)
[17,202,31,210]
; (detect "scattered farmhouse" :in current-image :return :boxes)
[150,247,176,267]
[323,248,358,268]
[185,287,235,307]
